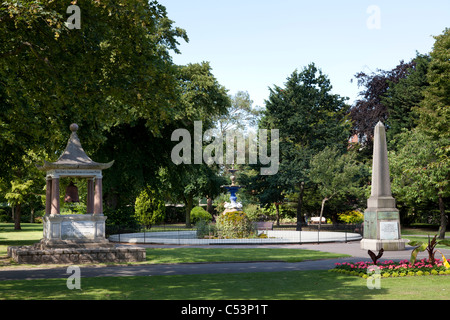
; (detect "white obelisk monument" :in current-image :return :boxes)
[360,121,407,251]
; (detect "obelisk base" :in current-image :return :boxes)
[360,238,408,251]
[360,209,407,251]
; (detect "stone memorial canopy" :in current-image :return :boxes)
[7,123,146,264]
[38,123,113,173]
[37,123,114,216]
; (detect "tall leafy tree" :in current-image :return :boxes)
[415,28,450,142]
[96,62,231,224]
[215,91,261,135]
[308,146,364,230]
[349,59,416,148]
[0,0,188,177]
[164,163,226,227]
[382,54,430,143]
[387,29,449,237]
[389,129,449,239]
[264,63,350,230]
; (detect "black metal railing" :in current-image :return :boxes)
[106,222,363,244]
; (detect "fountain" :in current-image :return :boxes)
[221,167,243,214]
[108,167,363,245]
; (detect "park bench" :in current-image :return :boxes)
[255,221,273,230]
[309,217,326,224]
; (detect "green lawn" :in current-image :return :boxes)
[145,247,348,264]
[1,222,450,301]
[1,270,449,300]
[0,223,43,253]
[1,223,349,266]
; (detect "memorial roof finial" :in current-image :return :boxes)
[69,123,79,132]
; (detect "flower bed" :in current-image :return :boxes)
[331,259,450,278]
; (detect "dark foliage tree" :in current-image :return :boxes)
[349,59,416,148]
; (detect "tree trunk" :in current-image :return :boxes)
[206,196,213,214]
[30,207,35,223]
[14,203,21,230]
[296,181,305,231]
[318,197,328,232]
[184,194,193,228]
[438,189,447,239]
[275,202,280,226]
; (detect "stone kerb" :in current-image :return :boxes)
[7,245,146,264]
[109,230,362,245]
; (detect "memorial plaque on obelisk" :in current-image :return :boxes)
[360,121,407,251]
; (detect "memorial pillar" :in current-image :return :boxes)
[45,177,52,215]
[50,177,60,215]
[87,178,94,214]
[360,121,406,251]
[93,177,103,215]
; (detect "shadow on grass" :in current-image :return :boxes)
[0,239,40,246]
[0,270,388,300]
[0,223,43,233]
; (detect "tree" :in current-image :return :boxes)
[264,63,350,230]
[161,62,230,227]
[349,59,417,148]
[2,149,45,229]
[165,164,226,227]
[134,187,165,229]
[215,91,261,135]
[5,180,34,230]
[176,62,230,128]
[382,54,430,143]
[308,147,364,230]
[242,168,285,226]
[390,28,450,239]
[415,28,450,142]
[0,0,188,180]
[94,61,230,222]
[389,129,449,239]
[96,120,175,219]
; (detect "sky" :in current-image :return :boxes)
[160,0,450,109]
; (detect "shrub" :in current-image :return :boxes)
[191,206,212,224]
[61,202,86,215]
[338,210,364,224]
[196,219,216,238]
[0,208,11,223]
[134,187,165,228]
[216,211,256,239]
[242,204,264,221]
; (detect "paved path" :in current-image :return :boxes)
[1,242,449,281]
